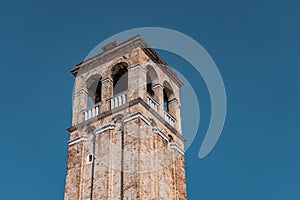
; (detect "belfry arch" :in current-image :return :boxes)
[111,62,128,95]
[86,74,102,105]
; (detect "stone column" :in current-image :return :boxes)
[72,88,88,125]
[128,64,147,102]
[168,98,181,131]
[101,77,113,112]
[152,83,164,116]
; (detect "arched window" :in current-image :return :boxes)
[86,74,102,106]
[111,62,128,95]
[146,65,158,96]
[163,81,174,112]
[86,154,94,164]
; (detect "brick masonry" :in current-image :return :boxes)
[64,36,187,200]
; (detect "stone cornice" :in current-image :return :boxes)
[152,83,164,90]
[68,136,88,146]
[123,112,152,125]
[170,143,185,155]
[127,64,147,73]
[70,35,183,87]
[67,97,186,142]
[73,88,88,96]
[95,124,115,134]
[153,128,170,141]
[101,77,113,83]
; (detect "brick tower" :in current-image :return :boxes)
[64,35,187,200]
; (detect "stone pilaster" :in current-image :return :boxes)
[72,88,88,125]
[128,64,147,102]
[168,98,181,131]
[152,83,164,116]
[101,77,113,112]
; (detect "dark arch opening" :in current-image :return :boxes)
[88,154,93,163]
[111,62,128,95]
[86,74,102,105]
[146,65,158,96]
[163,81,174,111]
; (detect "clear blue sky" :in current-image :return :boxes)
[0,0,299,199]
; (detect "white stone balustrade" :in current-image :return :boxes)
[110,92,127,109]
[164,110,175,127]
[147,94,159,112]
[83,105,99,121]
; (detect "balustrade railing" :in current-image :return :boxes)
[147,94,159,112]
[83,104,99,121]
[110,92,127,109]
[164,110,175,127]
[82,91,176,126]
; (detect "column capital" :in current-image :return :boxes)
[152,83,164,90]
[101,77,113,83]
[128,64,147,72]
[73,88,88,96]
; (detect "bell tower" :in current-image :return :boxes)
[64,35,187,200]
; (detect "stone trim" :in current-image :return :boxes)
[95,124,115,135]
[123,112,152,125]
[168,98,181,107]
[70,35,183,87]
[168,98,178,104]
[73,88,88,96]
[101,77,113,83]
[67,97,186,142]
[68,136,88,146]
[152,83,164,90]
[170,143,185,155]
[153,128,170,141]
[127,64,147,72]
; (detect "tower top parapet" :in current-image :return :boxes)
[71,35,183,87]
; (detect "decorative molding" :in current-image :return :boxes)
[66,97,186,142]
[170,143,185,155]
[168,98,178,104]
[168,98,181,107]
[70,35,183,87]
[123,112,152,125]
[73,88,88,96]
[101,77,113,83]
[128,64,147,72]
[68,136,88,146]
[153,128,170,141]
[152,83,164,90]
[95,124,115,135]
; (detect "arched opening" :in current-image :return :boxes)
[86,74,102,106]
[111,62,128,95]
[163,81,174,112]
[86,153,94,164]
[146,65,158,96]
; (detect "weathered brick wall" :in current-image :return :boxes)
[65,37,187,200]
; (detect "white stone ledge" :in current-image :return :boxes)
[123,112,152,125]
[73,88,88,96]
[128,64,147,72]
[153,128,170,141]
[101,77,113,83]
[152,83,164,90]
[170,143,185,156]
[95,124,115,135]
[68,136,88,146]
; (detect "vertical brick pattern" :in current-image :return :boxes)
[65,39,187,200]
